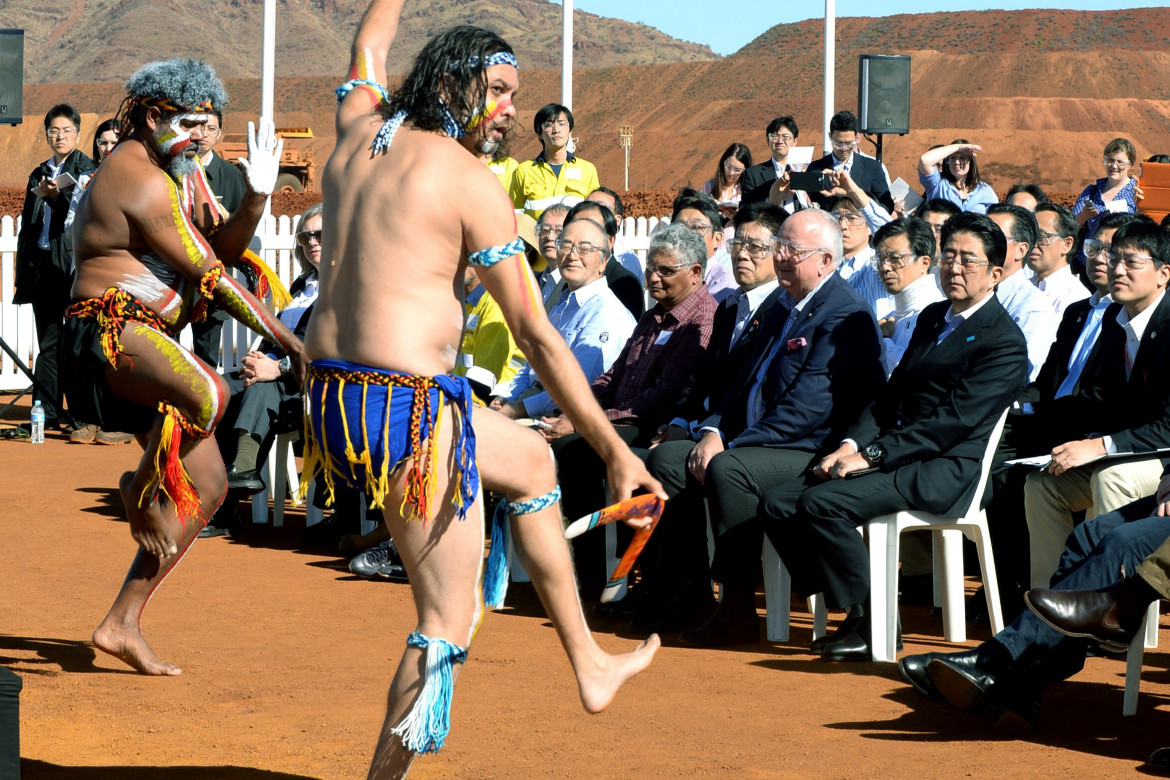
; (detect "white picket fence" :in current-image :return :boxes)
[0,213,665,392]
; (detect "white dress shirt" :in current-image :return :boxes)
[1031,264,1091,318]
[995,268,1060,382]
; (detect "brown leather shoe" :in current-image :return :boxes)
[94,430,134,445]
[69,423,98,444]
[1024,587,1135,652]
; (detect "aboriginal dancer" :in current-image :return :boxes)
[69,59,306,675]
[300,1,663,775]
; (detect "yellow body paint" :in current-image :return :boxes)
[165,177,209,267]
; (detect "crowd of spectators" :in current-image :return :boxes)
[14,97,1170,752]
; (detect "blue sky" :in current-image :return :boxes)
[566,1,1165,56]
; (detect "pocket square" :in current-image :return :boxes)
[786,337,808,351]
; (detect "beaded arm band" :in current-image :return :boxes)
[335,78,389,106]
[467,237,525,268]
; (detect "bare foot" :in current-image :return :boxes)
[577,634,660,714]
[120,471,181,558]
[92,619,181,675]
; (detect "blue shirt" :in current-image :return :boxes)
[1054,292,1112,399]
[1073,177,1139,262]
[840,245,895,320]
[501,276,636,416]
[995,269,1060,382]
[919,168,998,214]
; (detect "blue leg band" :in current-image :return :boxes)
[390,631,469,755]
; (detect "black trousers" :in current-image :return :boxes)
[762,469,912,610]
[643,441,816,591]
[216,372,303,468]
[30,279,72,423]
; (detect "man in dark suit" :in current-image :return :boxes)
[739,115,809,212]
[806,110,895,214]
[1025,218,1170,589]
[983,212,1143,608]
[630,208,886,639]
[761,212,1030,661]
[191,111,248,369]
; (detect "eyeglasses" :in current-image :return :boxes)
[729,238,775,259]
[46,127,77,138]
[535,226,562,238]
[295,230,323,246]
[1036,231,1064,247]
[774,240,827,264]
[644,263,689,278]
[722,161,745,175]
[1103,157,1132,170]
[1107,251,1157,270]
[938,253,989,269]
[767,133,795,144]
[542,119,570,131]
[947,156,972,166]
[1083,239,1112,258]
[830,141,856,151]
[875,251,918,269]
[95,139,117,148]
[830,210,865,226]
[555,239,603,257]
[678,220,713,236]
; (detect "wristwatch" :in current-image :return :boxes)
[278,356,292,376]
[861,442,887,467]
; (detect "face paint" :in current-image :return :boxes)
[465,97,511,132]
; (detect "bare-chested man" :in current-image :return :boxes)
[301,1,663,776]
[69,59,306,675]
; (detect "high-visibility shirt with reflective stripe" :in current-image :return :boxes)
[509,154,600,219]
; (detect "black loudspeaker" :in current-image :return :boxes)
[0,29,23,126]
[858,54,910,135]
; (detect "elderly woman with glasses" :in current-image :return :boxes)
[917,139,998,215]
[1074,137,1142,238]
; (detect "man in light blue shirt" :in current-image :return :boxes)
[492,217,636,418]
[988,204,1059,381]
[828,196,895,320]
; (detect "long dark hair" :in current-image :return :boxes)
[386,26,515,133]
[92,118,122,162]
[714,143,752,192]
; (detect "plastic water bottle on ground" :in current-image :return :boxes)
[30,401,45,444]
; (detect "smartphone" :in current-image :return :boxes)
[788,170,833,192]
[531,420,552,430]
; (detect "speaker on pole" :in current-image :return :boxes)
[858,54,909,135]
[0,29,23,126]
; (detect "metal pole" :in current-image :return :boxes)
[562,0,573,110]
[618,125,632,191]
[260,0,276,216]
[823,0,835,154]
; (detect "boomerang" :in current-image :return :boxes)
[563,494,665,603]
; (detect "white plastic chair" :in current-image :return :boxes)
[763,535,827,643]
[1123,601,1161,716]
[249,432,302,527]
[866,408,1011,662]
[509,520,621,600]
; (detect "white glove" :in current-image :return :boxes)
[237,119,284,195]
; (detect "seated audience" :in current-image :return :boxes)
[873,217,945,374]
[454,265,526,402]
[587,187,643,278]
[634,209,884,642]
[1004,183,1049,211]
[673,193,737,303]
[986,204,1060,381]
[1028,201,1090,316]
[492,217,636,418]
[563,200,645,320]
[918,199,962,261]
[762,213,1029,661]
[540,224,718,594]
[918,140,998,214]
[900,466,1170,732]
[1024,219,1170,588]
[827,197,894,319]
[534,203,571,309]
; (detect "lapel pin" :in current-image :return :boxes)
[965,335,975,342]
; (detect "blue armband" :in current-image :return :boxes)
[468,237,525,268]
[335,78,389,106]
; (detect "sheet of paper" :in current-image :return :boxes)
[890,177,924,212]
[787,146,814,170]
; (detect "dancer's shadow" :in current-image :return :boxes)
[21,760,322,779]
[75,486,126,520]
[0,635,115,675]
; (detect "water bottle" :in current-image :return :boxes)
[30,401,45,444]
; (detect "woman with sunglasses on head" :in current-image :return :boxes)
[917,139,997,215]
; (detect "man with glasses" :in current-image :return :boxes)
[672,194,736,302]
[762,212,1028,661]
[740,115,809,211]
[532,203,571,308]
[987,203,1060,381]
[1024,218,1170,590]
[873,217,944,374]
[806,110,895,213]
[14,103,96,432]
[629,208,884,643]
[190,110,249,369]
[1027,202,1090,316]
[492,217,635,419]
[827,196,895,320]
[587,187,643,278]
[540,224,717,596]
[510,103,600,219]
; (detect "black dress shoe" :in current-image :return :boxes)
[819,630,870,662]
[927,657,1040,733]
[898,648,982,700]
[679,603,759,648]
[593,586,663,619]
[1146,746,1170,775]
[1024,587,1136,652]
[811,604,866,653]
[198,523,235,538]
[225,465,265,494]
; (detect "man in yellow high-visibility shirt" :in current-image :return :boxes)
[510,103,600,220]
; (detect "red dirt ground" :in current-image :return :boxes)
[3,394,1170,778]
